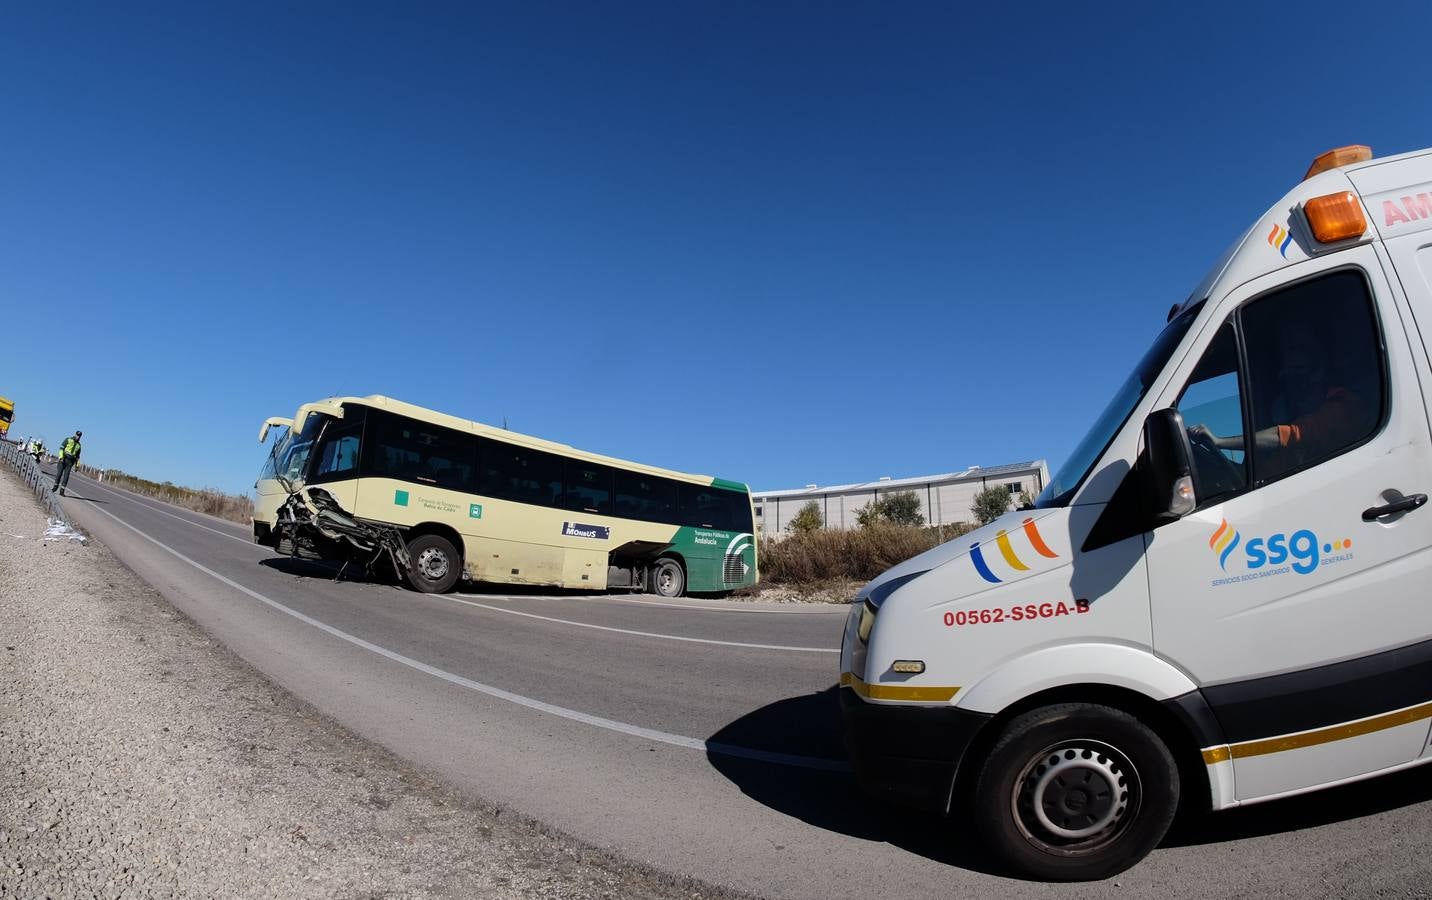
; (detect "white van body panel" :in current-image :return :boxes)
[841,148,1432,830]
[955,642,1199,713]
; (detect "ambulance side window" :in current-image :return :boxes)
[1176,323,1248,503]
[1239,270,1385,485]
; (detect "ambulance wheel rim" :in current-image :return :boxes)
[1012,739,1139,850]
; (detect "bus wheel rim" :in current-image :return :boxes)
[1012,739,1138,850]
[417,547,449,581]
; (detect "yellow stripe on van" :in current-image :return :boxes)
[1202,699,1432,765]
[839,671,959,703]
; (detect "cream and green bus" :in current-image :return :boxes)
[254,395,757,596]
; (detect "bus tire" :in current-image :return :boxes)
[650,558,685,598]
[404,534,461,594]
[970,702,1178,882]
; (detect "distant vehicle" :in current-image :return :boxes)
[0,397,13,438]
[842,145,1432,880]
[255,395,756,596]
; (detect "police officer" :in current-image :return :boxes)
[52,430,82,496]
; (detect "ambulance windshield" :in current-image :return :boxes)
[1036,300,1204,507]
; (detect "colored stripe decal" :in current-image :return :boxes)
[969,542,1001,583]
[1022,517,1058,558]
[994,530,1029,571]
[840,671,959,703]
[1202,700,1432,764]
[1266,224,1281,244]
[1209,520,1228,549]
[1279,232,1293,257]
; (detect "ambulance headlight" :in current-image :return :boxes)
[857,599,876,644]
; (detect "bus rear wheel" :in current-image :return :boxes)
[404,534,461,594]
[650,558,685,598]
[970,702,1179,881]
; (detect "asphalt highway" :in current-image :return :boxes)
[46,468,1432,898]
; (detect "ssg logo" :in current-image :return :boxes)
[1209,518,1354,582]
[1209,519,1241,570]
[970,518,1059,584]
[1267,223,1294,258]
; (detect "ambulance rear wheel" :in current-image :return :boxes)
[650,558,685,598]
[971,703,1178,882]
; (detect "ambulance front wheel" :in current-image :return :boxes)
[971,702,1179,882]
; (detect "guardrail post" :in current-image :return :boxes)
[0,441,75,528]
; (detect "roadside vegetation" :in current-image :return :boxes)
[76,464,253,524]
[753,485,1044,602]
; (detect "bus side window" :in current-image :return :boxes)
[566,461,613,515]
[614,470,677,522]
[479,440,564,508]
[679,484,748,531]
[362,411,476,492]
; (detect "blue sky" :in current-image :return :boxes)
[2,1,1429,496]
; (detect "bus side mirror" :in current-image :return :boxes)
[1143,408,1197,522]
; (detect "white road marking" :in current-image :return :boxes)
[436,594,838,653]
[463,592,848,616]
[81,501,850,772]
[68,478,261,550]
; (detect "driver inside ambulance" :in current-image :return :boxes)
[1191,323,1363,468]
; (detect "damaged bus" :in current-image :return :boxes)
[253,395,757,596]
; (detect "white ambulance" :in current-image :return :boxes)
[840,145,1432,880]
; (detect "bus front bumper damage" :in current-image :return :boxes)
[276,488,411,577]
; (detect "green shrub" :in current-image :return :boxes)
[971,484,1013,525]
[854,490,925,528]
[787,500,823,534]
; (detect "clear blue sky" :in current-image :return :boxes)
[3,2,1429,496]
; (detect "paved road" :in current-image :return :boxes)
[47,469,1432,898]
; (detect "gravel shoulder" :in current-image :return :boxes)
[0,468,735,899]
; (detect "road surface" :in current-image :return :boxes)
[46,468,1432,898]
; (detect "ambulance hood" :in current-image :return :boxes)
[855,507,1069,607]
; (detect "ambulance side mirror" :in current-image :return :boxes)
[1143,408,1197,522]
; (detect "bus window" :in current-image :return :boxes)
[614,470,678,523]
[312,424,362,482]
[566,461,613,515]
[679,484,749,531]
[362,410,476,491]
[479,439,564,508]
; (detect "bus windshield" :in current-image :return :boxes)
[274,413,328,486]
[1036,301,1203,508]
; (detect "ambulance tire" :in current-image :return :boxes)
[404,534,461,594]
[971,702,1179,882]
[650,558,685,598]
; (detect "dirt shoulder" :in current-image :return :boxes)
[0,468,734,899]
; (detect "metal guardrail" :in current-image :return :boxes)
[0,440,72,524]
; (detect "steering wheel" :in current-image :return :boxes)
[1188,430,1243,497]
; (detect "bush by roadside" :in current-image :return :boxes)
[754,522,977,600]
[77,464,253,525]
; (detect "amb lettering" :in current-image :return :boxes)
[1383,193,1432,226]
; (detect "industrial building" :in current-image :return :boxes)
[752,460,1049,535]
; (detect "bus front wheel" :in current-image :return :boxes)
[650,558,685,598]
[404,534,461,594]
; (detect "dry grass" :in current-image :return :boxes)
[76,464,253,525]
[756,522,976,586]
